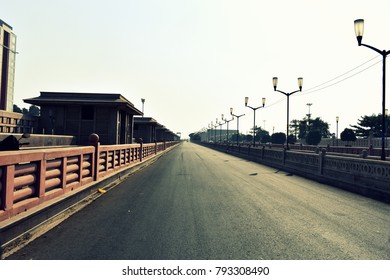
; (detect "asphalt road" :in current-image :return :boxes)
[7,142,390,259]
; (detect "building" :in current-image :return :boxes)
[24,92,142,145]
[133,116,180,143]
[0,19,16,111]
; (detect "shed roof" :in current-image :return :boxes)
[24,92,143,115]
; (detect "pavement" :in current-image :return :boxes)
[6,141,390,259]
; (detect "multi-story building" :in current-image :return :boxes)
[0,19,17,111]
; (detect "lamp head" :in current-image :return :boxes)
[272,77,278,91]
[354,19,364,46]
[336,116,339,122]
[298,77,303,91]
[262,97,266,107]
[245,97,249,106]
[230,107,233,115]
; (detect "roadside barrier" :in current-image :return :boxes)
[0,136,179,222]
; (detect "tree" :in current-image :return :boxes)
[350,114,385,137]
[340,128,357,145]
[296,117,330,140]
[287,134,297,144]
[13,104,22,113]
[189,133,201,141]
[261,134,271,144]
[306,130,322,145]
[28,105,40,116]
[271,132,286,144]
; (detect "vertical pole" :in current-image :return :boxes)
[253,109,256,147]
[286,94,290,150]
[381,54,386,160]
[236,118,239,146]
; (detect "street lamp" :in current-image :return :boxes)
[336,116,339,146]
[245,96,266,147]
[354,19,390,160]
[230,108,245,145]
[141,98,145,116]
[273,77,303,150]
[223,113,234,143]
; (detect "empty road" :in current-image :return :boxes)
[7,142,390,259]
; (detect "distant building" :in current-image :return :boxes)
[24,92,143,145]
[134,116,180,143]
[0,19,17,111]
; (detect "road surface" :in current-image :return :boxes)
[7,142,390,259]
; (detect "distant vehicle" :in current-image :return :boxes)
[0,133,30,151]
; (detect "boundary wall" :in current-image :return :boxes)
[198,142,390,203]
[0,139,179,254]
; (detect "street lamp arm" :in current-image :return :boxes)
[231,113,245,118]
[360,43,387,55]
[275,89,301,96]
[246,105,264,111]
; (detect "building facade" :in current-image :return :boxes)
[24,92,143,145]
[0,19,16,111]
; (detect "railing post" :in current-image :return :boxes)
[319,148,326,175]
[37,157,46,198]
[139,142,143,162]
[4,165,15,210]
[89,133,100,181]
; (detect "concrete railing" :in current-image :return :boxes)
[0,138,179,222]
[199,142,390,203]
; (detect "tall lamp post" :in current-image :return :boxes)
[223,114,234,143]
[214,119,218,143]
[245,97,266,147]
[230,108,245,145]
[336,116,339,146]
[273,77,303,150]
[354,19,390,160]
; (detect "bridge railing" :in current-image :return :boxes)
[199,142,390,202]
[0,140,179,222]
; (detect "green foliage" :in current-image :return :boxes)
[271,132,286,144]
[340,128,357,142]
[287,134,297,144]
[13,104,40,116]
[189,133,201,141]
[294,117,330,140]
[350,114,386,137]
[305,130,322,145]
[261,134,271,143]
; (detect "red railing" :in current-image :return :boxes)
[0,141,179,222]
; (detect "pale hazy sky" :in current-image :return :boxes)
[3,0,390,138]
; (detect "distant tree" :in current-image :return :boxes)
[189,133,201,141]
[350,114,383,138]
[261,134,271,144]
[245,134,253,143]
[13,104,22,113]
[340,128,357,145]
[296,117,330,140]
[271,132,286,144]
[287,134,297,144]
[306,130,322,145]
[28,105,40,116]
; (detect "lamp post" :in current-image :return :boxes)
[230,108,245,146]
[273,77,303,150]
[223,114,234,143]
[354,19,390,160]
[336,116,339,146]
[245,97,266,147]
[214,119,218,143]
[141,98,145,116]
[219,115,224,143]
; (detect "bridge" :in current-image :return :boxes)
[1,139,390,259]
